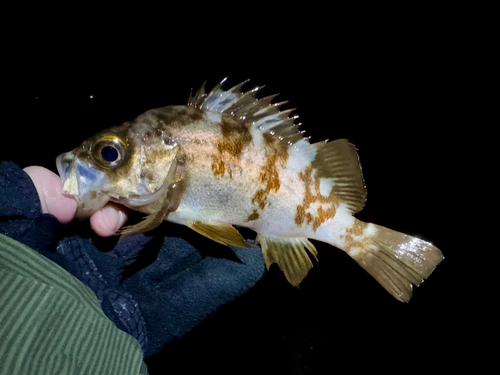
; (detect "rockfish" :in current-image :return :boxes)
[56,78,443,302]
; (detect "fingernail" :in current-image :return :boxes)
[111,209,126,233]
[101,205,125,234]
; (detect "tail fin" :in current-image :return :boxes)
[346,223,443,302]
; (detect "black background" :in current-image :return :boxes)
[2,12,484,374]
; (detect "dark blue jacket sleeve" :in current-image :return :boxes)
[0,162,62,253]
[0,162,265,357]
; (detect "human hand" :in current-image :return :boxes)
[23,166,128,236]
[20,164,265,359]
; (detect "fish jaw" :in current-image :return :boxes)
[56,151,110,220]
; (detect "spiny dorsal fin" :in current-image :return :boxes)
[189,79,367,213]
[187,78,305,145]
[256,235,318,287]
[312,139,367,214]
[186,221,250,248]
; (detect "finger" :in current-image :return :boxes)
[24,166,77,224]
[90,202,129,237]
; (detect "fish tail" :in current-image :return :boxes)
[340,221,444,302]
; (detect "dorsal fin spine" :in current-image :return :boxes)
[190,78,307,148]
[191,81,207,107]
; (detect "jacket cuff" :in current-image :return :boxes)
[0,161,60,252]
[0,161,42,218]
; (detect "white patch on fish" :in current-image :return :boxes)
[319,177,335,197]
[205,111,222,124]
[315,202,355,249]
[286,139,316,173]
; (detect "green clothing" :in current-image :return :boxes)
[0,234,147,375]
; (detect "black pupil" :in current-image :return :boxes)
[101,146,119,162]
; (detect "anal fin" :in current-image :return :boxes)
[256,235,318,287]
[187,221,250,248]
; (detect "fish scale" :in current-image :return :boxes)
[56,78,443,302]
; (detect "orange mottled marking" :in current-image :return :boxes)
[247,209,260,221]
[344,220,369,249]
[251,133,289,211]
[295,166,338,231]
[211,118,252,179]
[211,158,225,176]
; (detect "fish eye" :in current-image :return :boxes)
[101,146,119,162]
[92,135,126,168]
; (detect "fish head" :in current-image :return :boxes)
[56,111,180,219]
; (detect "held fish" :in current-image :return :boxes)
[56,78,443,302]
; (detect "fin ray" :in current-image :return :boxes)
[257,235,318,287]
[313,139,367,213]
[346,223,444,302]
[118,157,180,239]
[188,78,306,147]
[187,221,250,248]
[119,210,166,239]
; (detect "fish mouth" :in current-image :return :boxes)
[56,152,110,220]
[56,152,77,195]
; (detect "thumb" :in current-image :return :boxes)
[24,166,77,224]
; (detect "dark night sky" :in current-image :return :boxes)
[1,19,482,374]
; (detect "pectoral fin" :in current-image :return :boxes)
[118,158,180,239]
[256,235,318,287]
[186,221,250,248]
[118,209,166,239]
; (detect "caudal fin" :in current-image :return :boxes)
[346,223,443,302]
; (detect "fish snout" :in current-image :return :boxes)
[56,151,110,220]
[56,152,79,196]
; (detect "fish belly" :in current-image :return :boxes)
[166,161,262,227]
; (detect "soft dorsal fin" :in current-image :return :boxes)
[313,139,367,213]
[187,78,305,145]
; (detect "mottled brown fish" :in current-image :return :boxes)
[57,78,443,302]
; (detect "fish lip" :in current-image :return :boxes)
[56,152,74,193]
[56,151,110,219]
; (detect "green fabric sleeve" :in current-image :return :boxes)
[0,234,147,375]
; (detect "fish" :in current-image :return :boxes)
[56,78,443,302]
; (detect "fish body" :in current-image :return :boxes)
[57,79,443,302]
